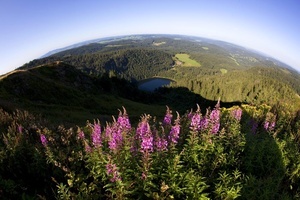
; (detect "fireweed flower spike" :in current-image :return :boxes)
[117,107,131,131]
[136,115,153,152]
[108,122,122,151]
[209,100,221,134]
[40,134,48,146]
[91,120,102,148]
[190,104,201,131]
[106,161,121,182]
[77,130,85,140]
[163,106,173,126]
[169,112,181,145]
[231,108,242,121]
[264,113,276,131]
[105,108,132,151]
[188,108,194,120]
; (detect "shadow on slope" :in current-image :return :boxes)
[0,61,242,126]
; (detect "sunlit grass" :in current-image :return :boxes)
[175,53,201,67]
[220,68,228,74]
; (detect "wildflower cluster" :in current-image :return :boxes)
[37,102,298,200]
[264,112,276,131]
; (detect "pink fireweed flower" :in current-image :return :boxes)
[105,108,131,151]
[270,121,276,130]
[169,124,180,144]
[190,112,201,131]
[168,112,180,144]
[91,120,102,148]
[163,106,173,125]
[108,125,123,151]
[136,116,153,152]
[199,117,208,130]
[84,142,92,153]
[40,134,48,146]
[106,163,121,182]
[117,107,131,131]
[188,109,194,120]
[264,121,270,130]
[155,137,168,151]
[264,119,276,131]
[231,108,242,121]
[77,130,85,140]
[190,104,201,131]
[264,113,276,131]
[209,101,221,134]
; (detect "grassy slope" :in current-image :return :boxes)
[174,53,201,67]
[0,62,165,126]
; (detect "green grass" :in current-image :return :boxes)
[220,68,228,74]
[175,53,201,67]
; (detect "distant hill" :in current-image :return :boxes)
[18,34,300,111]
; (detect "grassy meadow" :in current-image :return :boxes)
[175,53,201,67]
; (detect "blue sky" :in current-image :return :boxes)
[1,0,300,75]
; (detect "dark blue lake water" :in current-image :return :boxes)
[138,78,174,91]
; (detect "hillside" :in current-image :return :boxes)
[1,61,227,125]
[0,62,168,125]
[19,34,300,110]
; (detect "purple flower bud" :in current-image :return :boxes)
[91,121,102,148]
[209,109,220,134]
[199,117,208,130]
[190,112,201,131]
[188,109,194,120]
[264,121,270,130]
[270,121,276,130]
[231,108,242,121]
[155,137,168,151]
[264,113,276,132]
[77,131,85,140]
[117,107,131,131]
[108,125,122,151]
[168,112,181,144]
[169,124,180,144]
[40,134,47,146]
[106,163,121,182]
[136,116,153,152]
[85,143,92,153]
[163,106,173,125]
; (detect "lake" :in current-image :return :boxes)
[138,78,174,91]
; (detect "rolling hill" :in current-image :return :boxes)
[17,34,300,111]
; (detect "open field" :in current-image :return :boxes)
[175,53,201,67]
[220,68,228,74]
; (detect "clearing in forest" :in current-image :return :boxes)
[175,53,201,67]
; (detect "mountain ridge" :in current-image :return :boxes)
[39,34,298,72]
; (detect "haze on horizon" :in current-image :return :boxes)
[1,0,300,75]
